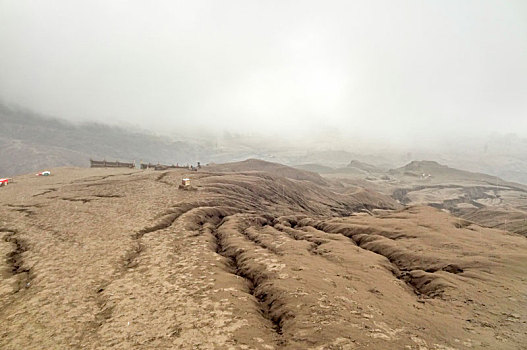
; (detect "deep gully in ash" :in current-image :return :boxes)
[270,219,330,257]
[291,218,464,298]
[202,213,291,339]
[238,217,334,261]
[1,227,32,292]
[136,200,293,338]
[240,225,284,256]
[119,175,396,340]
[125,199,242,269]
[122,174,391,332]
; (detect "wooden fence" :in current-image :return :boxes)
[140,163,191,170]
[90,159,136,169]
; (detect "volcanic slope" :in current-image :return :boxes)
[322,160,527,237]
[0,166,526,349]
[206,158,329,185]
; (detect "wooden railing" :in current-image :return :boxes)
[90,159,135,168]
[140,163,192,170]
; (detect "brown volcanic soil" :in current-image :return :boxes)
[207,159,329,186]
[324,160,527,238]
[0,166,526,349]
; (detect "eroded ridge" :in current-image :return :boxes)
[291,214,471,299]
[212,215,293,337]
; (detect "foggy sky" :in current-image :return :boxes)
[1,0,526,142]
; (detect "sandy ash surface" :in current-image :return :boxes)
[0,166,526,349]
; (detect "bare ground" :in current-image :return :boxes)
[0,167,526,349]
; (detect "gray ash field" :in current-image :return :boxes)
[1,162,526,349]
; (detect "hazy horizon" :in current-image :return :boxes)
[1,1,526,144]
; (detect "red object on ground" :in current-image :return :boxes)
[0,178,8,186]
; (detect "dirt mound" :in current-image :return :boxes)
[293,163,335,174]
[206,158,328,186]
[0,167,525,349]
[347,160,382,173]
[195,171,399,216]
[389,160,471,179]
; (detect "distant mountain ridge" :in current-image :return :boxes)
[0,103,210,176]
[2,103,526,185]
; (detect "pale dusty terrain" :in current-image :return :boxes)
[1,164,526,349]
[323,160,527,237]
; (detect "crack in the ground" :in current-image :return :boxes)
[123,242,145,269]
[70,172,137,185]
[61,197,93,203]
[133,213,181,240]
[33,188,58,197]
[6,204,42,217]
[1,228,32,292]
[155,172,170,184]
